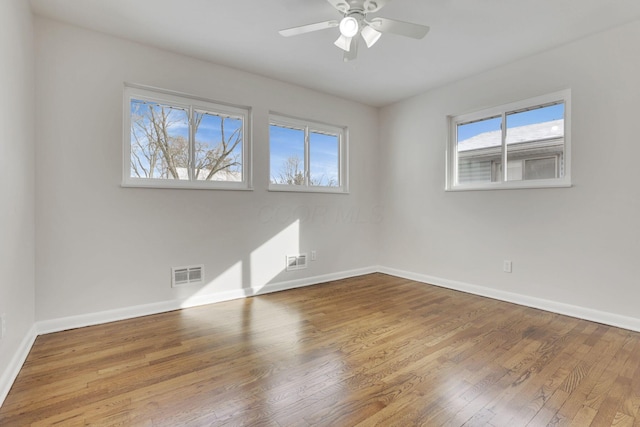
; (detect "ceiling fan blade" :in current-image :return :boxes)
[369,17,430,39]
[343,37,358,62]
[279,20,339,37]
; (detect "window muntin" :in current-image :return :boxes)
[124,85,251,190]
[447,90,570,190]
[269,114,347,193]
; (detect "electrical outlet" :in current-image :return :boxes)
[503,260,512,273]
[311,250,317,261]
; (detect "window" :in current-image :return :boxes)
[123,85,251,190]
[269,114,348,193]
[447,90,571,190]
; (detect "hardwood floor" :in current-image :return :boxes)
[2,273,640,426]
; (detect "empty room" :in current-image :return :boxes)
[2,0,640,425]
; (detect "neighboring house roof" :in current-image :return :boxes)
[458,119,564,152]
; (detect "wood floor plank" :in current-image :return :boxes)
[553,326,634,423]
[2,273,640,426]
[487,321,590,425]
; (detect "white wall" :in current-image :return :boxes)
[379,20,640,321]
[0,0,36,399]
[34,18,380,322]
[3,5,640,408]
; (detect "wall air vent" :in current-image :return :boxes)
[286,253,308,271]
[172,265,204,287]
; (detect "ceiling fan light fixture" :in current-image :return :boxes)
[278,0,430,61]
[334,34,352,51]
[361,24,382,48]
[339,16,359,38]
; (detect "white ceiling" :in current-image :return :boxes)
[29,0,640,107]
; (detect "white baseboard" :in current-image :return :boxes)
[1,266,376,408]
[5,264,639,409]
[37,265,640,336]
[36,266,378,335]
[378,266,640,333]
[0,324,37,407]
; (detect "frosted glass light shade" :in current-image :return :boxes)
[361,24,381,48]
[334,34,352,51]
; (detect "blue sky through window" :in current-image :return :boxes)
[130,100,189,179]
[457,116,501,146]
[309,132,339,186]
[195,111,243,177]
[270,124,340,187]
[270,125,305,184]
[457,103,564,143]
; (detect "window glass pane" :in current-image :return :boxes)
[270,124,305,185]
[130,99,189,180]
[456,116,502,184]
[524,157,557,180]
[505,103,564,181]
[493,159,524,182]
[194,111,243,182]
[506,103,564,145]
[309,131,339,187]
[507,159,523,181]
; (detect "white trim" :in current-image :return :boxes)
[377,266,640,333]
[446,178,571,192]
[0,324,37,407]
[268,185,350,194]
[1,266,374,407]
[250,266,376,296]
[35,266,640,336]
[36,266,376,335]
[121,180,253,191]
[35,290,248,336]
[5,264,640,409]
[36,265,640,336]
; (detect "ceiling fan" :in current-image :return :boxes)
[278,0,430,61]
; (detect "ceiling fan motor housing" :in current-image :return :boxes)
[335,0,380,13]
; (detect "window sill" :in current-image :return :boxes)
[122,179,253,191]
[445,178,572,192]
[268,185,349,195]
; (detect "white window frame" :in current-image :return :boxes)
[123,84,252,190]
[268,113,349,194]
[446,90,571,191]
